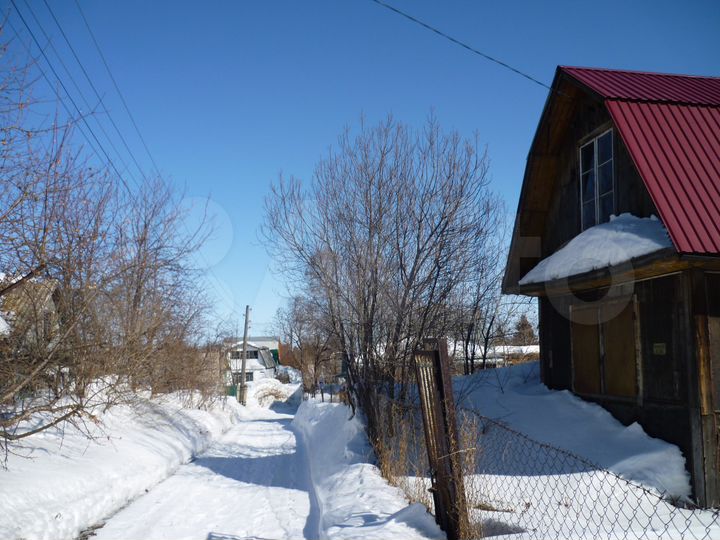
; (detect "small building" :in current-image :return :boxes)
[0,276,60,346]
[451,342,539,371]
[226,341,277,385]
[248,335,282,364]
[503,67,720,506]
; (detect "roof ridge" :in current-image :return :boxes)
[605,97,720,108]
[560,65,720,81]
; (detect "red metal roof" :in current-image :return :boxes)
[563,67,720,255]
[562,66,720,106]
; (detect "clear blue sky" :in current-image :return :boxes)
[6,0,720,333]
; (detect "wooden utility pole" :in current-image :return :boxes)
[239,305,251,405]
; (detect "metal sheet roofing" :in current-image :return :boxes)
[562,66,720,106]
[563,67,720,255]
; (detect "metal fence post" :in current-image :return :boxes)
[414,338,470,540]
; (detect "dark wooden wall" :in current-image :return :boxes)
[538,275,700,501]
[542,92,658,259]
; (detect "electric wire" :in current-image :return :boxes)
[8,0,129,188]
[18,0,140,186]
[368,0,552,92]
[68,3,241,319]
[73,0,161,179]
[41,0,150,184]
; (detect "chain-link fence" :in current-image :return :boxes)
[376,398,720,539]
[459,407,720,539]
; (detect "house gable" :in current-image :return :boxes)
[503,67,659,293]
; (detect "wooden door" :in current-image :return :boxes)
[602,302,638,398]
[571,305,601,395]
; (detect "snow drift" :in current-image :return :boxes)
[519,213,672,285]
[0,394,244,540]
[292,401,443,540]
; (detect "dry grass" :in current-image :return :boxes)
[373,399,486,539]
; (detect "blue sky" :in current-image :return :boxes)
[6,0,720,333]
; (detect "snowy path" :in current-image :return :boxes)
[94,403,319,540]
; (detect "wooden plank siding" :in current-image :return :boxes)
[539,275,702,501]
[504,72,658,293]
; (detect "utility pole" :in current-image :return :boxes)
[239,304,251,405]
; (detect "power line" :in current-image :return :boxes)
[67,5,240,319]
[41,0,150,184]
[368,0,552,92]
[11,1,242,322]
[18,0,141,187]
[73,0,162,179]
[9,0,129,188]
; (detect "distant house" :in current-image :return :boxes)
[451,342,539,371]
[248,335,282,364]
[226,341,278,384]
[0,276,60,346]
[503,67,720,507]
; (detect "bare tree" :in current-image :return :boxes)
[263,116,505,436]
[0,34,217,453]
[274,295,336,394]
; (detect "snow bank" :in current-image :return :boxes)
[455,362,691,499]
[277,364,303,383]
[519,213,672,285]
[292,401,443,540]
[0,394,244,540]
[247,377,302,407]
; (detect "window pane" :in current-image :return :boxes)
[598,131,613,164]
[581,142,595,173]
[582,170,595,203]
[583,201,596,229]
[598,161,613,195]
[599,193,614,223]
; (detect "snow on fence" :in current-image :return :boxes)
[377,399,720,539]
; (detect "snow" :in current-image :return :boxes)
[519,213,673,285]
[455,362,691,499]
[0,393,245,540]
[277,364,303,383]
[0,313,9,336]
[1,381,440,540]
[292,401,443,540]
[446,363,720,539]
[485,344,539,358]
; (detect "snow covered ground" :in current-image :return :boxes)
[1,379,441,540]
[455,362,690,498]
[0,391,245,540]
[294,401,443,540]
[449,363,720,539]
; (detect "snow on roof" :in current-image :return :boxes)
[486,345,540,358]
[229,341,267,351]
[248,336,279,347]
[229,358,269,372]
[519,213,673,285]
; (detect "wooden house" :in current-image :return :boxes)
[503,66,720,507]
[0,277,60,346]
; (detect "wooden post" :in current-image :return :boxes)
[239,305,251,406]
[414,338,469,540]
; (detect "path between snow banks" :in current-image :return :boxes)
[94,400,442,540]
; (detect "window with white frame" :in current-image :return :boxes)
[580,129,614,230]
